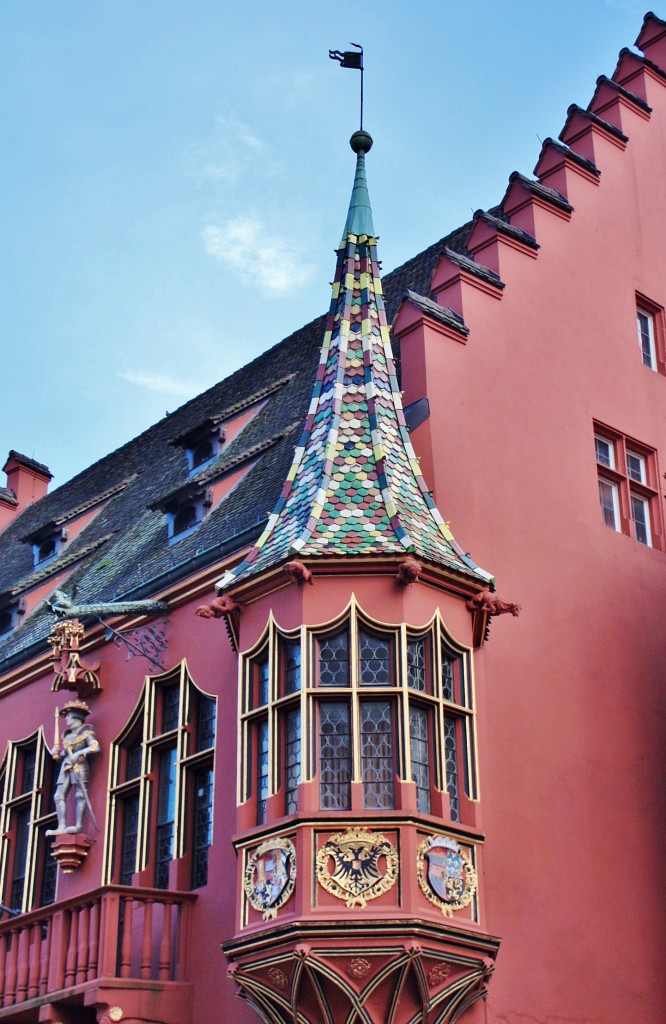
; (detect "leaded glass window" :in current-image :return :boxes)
[126,741,143,781]
[444,718,460,822]
[257,658,270,706]
[256,719,269,825]
[319,631,349,687]
[0,735,57,913]
[197,694,217,752]
[409,705,431,814]
[320,703,351,809]
[9,808,30,910]
[155,747,177,889]
[162,684,180,733]
[107,663,216,892]
[39,833,58,906]
[360,701,394,809]
[192,767,213,889]
[407,638,427,692]
[441,649,455,701]
[359,629,391,686]
[284,708,301,815]
[119,794,140,886]
[239,610,477,826]
[284,641,302,694]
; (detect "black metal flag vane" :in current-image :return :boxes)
[329,43,364,129]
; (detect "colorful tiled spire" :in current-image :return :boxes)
[217,131,492,591]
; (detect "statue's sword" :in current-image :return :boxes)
[69,765,100,831]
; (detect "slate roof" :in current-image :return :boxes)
[0,146,497,667]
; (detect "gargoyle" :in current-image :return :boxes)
[466,590,521,617]
[195,594,241,619]
[396,558,422,585]
[47,589,168,619]
[284,560,314,585]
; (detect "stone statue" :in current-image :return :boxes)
[46,700,100,835]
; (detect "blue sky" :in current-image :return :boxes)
[1,0,653,486]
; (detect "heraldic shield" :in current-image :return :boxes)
[417,835,477,917]
[244,837,297,920]
[316,827,399,908]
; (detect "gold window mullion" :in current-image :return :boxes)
[268,624,277,798]
[237,656,250,805]
[24,736,47,910]
[350,611,361,783]
[399,624,410,781]
[0,758,9,900]
[433,621,446,791]
[138,679,155,874]
[103,741,123,884]
[173,665,189,860]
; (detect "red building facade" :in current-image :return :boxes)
[0,13,664,1024]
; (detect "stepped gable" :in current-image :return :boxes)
[217,131,492,592]
[2,15,663,660]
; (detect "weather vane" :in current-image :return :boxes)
[329,43,364,130]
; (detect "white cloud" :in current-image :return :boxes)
[117,370,206,397]
[184,118,271,185]
[202,215,313,297]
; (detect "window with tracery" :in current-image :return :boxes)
[0,732,57,915]
[239,606,478,824]
[105,662,216,890]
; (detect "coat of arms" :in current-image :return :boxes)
[416,835,477,917]
[244,837,296,920]
[316,827,398,908]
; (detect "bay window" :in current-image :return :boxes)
[239,605,478,825]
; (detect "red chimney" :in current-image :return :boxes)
[0,451,52,531]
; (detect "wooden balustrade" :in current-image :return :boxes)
[0,886,195,1009]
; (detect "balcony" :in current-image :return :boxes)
[0,886,196,1023]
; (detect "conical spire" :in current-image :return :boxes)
[217,133,492,592]
[343,130,375,237]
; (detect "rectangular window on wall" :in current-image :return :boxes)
[637,309,656,369]
[599,479,620,531]
[593,424,662,548]
[635,296,664,373]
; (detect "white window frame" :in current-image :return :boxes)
[637,308,656,370]
[598,478,620,532]
[626,451,646,484]
[630,494,652,546]
[595,436,615,470]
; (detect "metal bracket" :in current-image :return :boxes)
[103,620,168,672]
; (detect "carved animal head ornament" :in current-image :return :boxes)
[46,589,168,620]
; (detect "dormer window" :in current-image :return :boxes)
[191,437,215,470]
[171,421,226,476]
[165,488,213,544]
[30,526,67,567]
[0,597,26,637]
